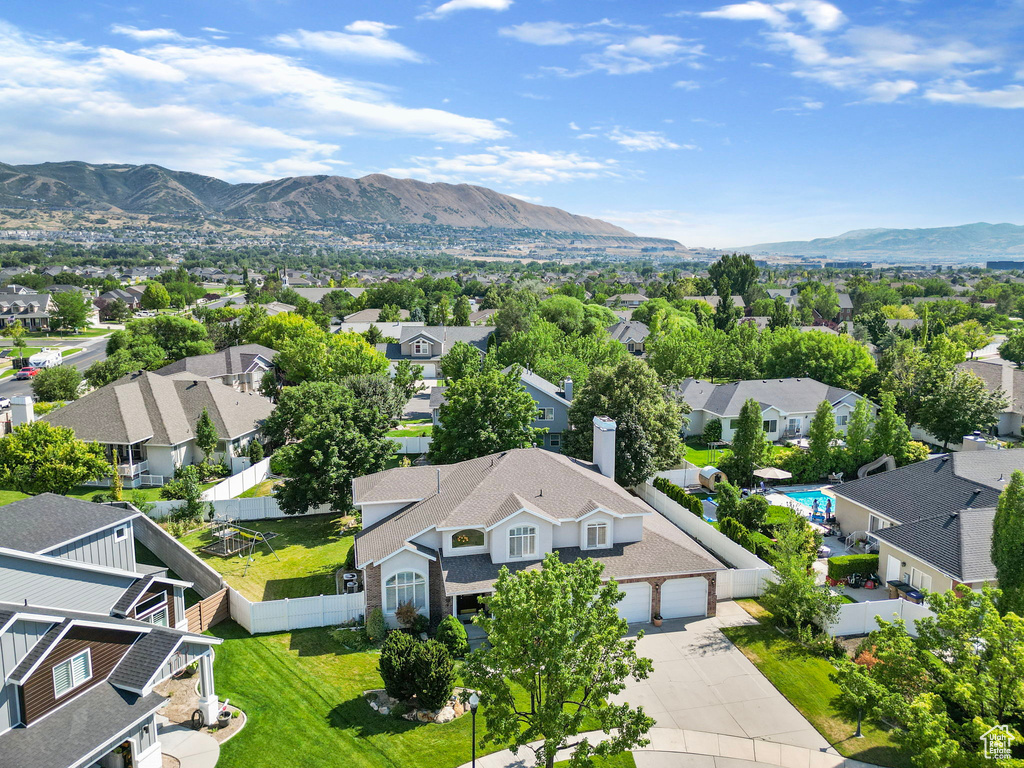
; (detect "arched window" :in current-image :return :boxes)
[385,571,426,612]
[452,529,485,549]
[585,522,608,549]
[508,525,536,558]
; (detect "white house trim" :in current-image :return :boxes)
[371,544,437,568]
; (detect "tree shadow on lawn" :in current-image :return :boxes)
[259,572,339,601]
[285,625,378,658]
[327,698,428,736]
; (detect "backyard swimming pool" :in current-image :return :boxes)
[785,489,835,513]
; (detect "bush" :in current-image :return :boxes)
[762,505,794,533]
[412,640,456,710]
[702,418,722,444]
[827,554,879,581]
[379,631,418,701]
[901,440,930,466]
[365,607,388,643]
[718,515,748,543]
[435,615,470,658]
[247,439,264,463]
[746,531,777,564]
[31,365,82,402]
[395,600,420,629]
[652,476,704,517]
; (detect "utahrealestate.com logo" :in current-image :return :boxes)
[982,724,1015,760]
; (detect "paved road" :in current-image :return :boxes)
[0,337,109,401]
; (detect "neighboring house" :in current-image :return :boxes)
[95,288,144,312]
[260,301,296,316]
[0,494,222,768]
[605,293,648,309]
[377,326,496,378]
[42,371,274,486]
[343,308,411,323]
[430,367,573,451]
[739,316,770,330]
[0,291,54,330]
[683,295,747,311]
[606,320,650,356]
[353,421,725,628]
[884,318,923,332]
[154,344,276,393]
[766,288,853,321]
[678,377,872,442]
[832,451,1020,594]
[468,308,498,325]
[957,360,1021,437]
[291,287,335,304]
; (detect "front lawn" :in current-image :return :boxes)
[388,418,434,438]
[211,622,637,768]
[722,601,911,768]
[180,515,354,601]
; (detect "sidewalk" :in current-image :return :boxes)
[457,727,881,768]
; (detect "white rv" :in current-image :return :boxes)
[28,347,62,369]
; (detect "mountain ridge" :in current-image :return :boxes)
[0,160,637,237]
[740,222,1024,259]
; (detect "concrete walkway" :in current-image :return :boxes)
[457,727,878,768]
[160,724,220,768]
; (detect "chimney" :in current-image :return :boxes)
[563,377,573,402]
[11,396,34,427]
[592,416,617,480]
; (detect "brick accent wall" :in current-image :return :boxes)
[428,557,450,628]
[363,563,382,617]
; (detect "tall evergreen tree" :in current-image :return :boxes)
[807,400,837,479]
[729,398,769,486]
[195,407,218,464]
[845,397,875,469]
[993,470,1024,615]
[872,391,911,464]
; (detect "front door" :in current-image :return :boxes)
[886,555,901,582]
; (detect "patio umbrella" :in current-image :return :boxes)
[753,467,792,480]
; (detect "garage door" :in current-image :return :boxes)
[660,577,708,619]
[616,582,651,624]
[418,364,437,378]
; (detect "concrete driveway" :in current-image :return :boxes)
[616,601,832,752]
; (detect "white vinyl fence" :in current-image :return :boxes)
[146,497,332,521]
[200,458,271,501]
[716,567,775,600]
[390,435,432,454]
[635,481,772,571]
[229,588,366,634]
[826,598,933,637]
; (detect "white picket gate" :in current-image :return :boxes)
[826,598,933,637]
[716,568,775,600]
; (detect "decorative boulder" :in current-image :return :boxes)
[435,706,456,724]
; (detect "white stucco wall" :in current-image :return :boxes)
[490,510,554,564]
[379,548,433,627]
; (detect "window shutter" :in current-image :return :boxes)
[71,652,91,685]
[53,661,72,695]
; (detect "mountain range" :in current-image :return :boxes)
[742,222,1024,260]
[0,160,634,237]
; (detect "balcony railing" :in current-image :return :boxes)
[116,460,148,476]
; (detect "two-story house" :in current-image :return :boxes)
[0,494,222,768]
[154,344,276,394]
[679,377,872,443]
[42,370,274,486]
[606,320,650,356]
[429,367,573,451]
[832,451,1018,594]
[0,290,55,331]
[378,326,496,379]
[353,417,725,628]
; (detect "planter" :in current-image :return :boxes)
[652,618,663,627]
[217,713,231,729]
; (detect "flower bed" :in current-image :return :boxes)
[364,686,476,724]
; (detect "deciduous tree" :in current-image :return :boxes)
[439,340,483,383]
[917,368,1006,450]
[0,421,112,494]
[31,365,82,402]
[50,291,91,333]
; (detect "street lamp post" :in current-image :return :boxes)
[469,692,480,768]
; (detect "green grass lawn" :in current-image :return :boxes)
[180,515,355,601]
[388,418,434,438]
[211,622,637,768]
[236,479,281,498]
[60,348,82,356]
[683,438,731,468]
[0,481,219,507]
[722,601,911,768]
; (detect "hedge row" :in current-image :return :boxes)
[827,554,879,580]
[652,476,705,517]
[719,516,777,565]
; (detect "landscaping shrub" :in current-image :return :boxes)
[718,516,748,544]
[827,554,879,581]
[395,600,420,628]
[745,531,777,564]
[762,506,794,532]
[435,615,470,658]
[31,365,82,402]
[379,631,418,701]
[736,494,769,530]
[412,640,456,710]
[365,607,388,643]
[247,439,264,463]
[702,418,722,444]
[652,476,704,517]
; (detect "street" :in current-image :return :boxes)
[0,337,109,401]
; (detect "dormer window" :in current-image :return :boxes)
[508,525,536,558]
[412,339,431,356]
[452,529,485,549]
[585,522,608,549]
[53,649,91,698]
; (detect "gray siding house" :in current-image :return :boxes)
[155,343,276,394]
[607,320,650,356]
[0,495,222,768]
[43,371,274,486]
[430,367,573,451]
[378,325,496,379]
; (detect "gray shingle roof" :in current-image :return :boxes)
[154,344,275,379]
[0,684,166,768]
[44,371,274,446]
[958,360,1022,414]
[441,512,724,595]
[354,449,665,566]
[0,494,138,554]
[873,508,996,582]
[606,320,650,344]
[9,619,70,683]
[344,308,411,322]
[503,366,569,405]
[677,377,862,418]
[107,628,183,692]
[111,576,157,617]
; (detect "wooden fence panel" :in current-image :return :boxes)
[183,589,230,634]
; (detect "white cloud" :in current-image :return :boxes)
[569,121,580,130]
[700,2,790,28]
[383,146,620,185]
[673,80,701,90]
[272,28,424,63]
[420,0,513,21]
[924,81,1024,108]
[109,24,187,42]
[607,127,685,151]
[344,21,396,37]
[583,35,705,75]
[863,79,918,102]
[0,21,510,182]
[500,21,584,46]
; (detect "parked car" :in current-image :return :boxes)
[15,366,40,380]
[0,397,10,409]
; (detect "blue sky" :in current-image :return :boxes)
[2,1,1023,245]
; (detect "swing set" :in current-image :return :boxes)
[201,520,281,576]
